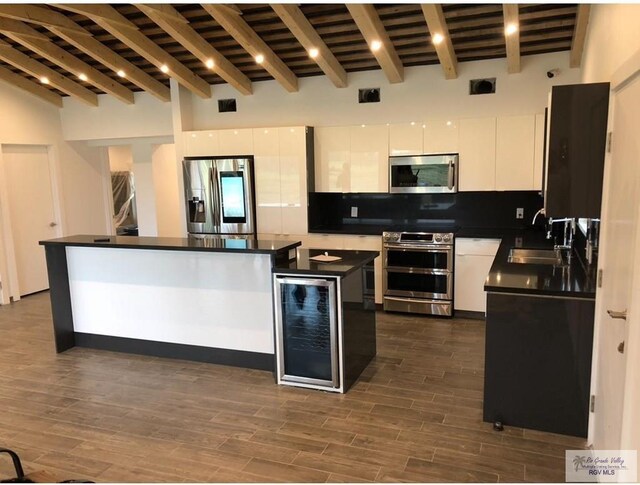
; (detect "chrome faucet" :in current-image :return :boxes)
[547,217,575,251]
[532,208,545,225]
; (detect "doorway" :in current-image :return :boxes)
[1,145,60,298]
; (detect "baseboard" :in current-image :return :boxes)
[454,310,486,320]
[74,333,275,371]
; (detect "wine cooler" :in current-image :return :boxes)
[273,275,341,391]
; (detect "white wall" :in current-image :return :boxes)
[108,145,133,172]
[582,4,640,83]
[189,51,581,130]
[152,143,182,237]
[60,91,173,141]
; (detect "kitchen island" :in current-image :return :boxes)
[40,235,301,370]
[483,233,596,437]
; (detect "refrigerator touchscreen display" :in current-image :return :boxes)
[220,171,247,223]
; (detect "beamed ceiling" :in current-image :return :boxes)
[0,3,590,107]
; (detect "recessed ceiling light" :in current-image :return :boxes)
[205,58,215,69]
[432,33,444,45]
[40,76,49,85]
[361,124,366,128]
[117,70,126,78]
[160,64,169,74]
[370,40,382,52]
[78,73,88,82]
[255,54,265,64]
[309,48,319,59]
[446,120,452,126]
[410,121,416,126]
[422,124,426,129]
[505,23,518,36]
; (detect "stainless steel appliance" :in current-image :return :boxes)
[389,154,458,194]
[383,231,454,316]
[183,157,256,235]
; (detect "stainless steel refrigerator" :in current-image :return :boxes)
[183,157,256,235]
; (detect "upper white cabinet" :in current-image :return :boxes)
[218,128,253,155]
[389,122,423,156]
[459,117,497,191]
[533,113,546,190]
[278,126,308,235]
[495,115,536,191]
[424,119,459,154]
[315,126,350,192]
[253,128,282,235]
[183,130,219,157]
[349,124,389,193]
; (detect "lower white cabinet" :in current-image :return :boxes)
[455,238,501,313]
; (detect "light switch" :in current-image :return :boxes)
[351,206,358,218]
[516,208,524,219]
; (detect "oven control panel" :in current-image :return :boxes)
[383,232,454,245]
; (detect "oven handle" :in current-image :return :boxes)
[385,267,451,275]
[383,244,452,252]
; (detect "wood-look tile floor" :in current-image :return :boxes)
[0,292,585,483]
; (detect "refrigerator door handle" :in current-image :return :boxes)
[210,163,221,227]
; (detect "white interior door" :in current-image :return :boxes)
[3,145,59,296]
[590,73,640,450]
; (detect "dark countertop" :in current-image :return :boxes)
[273,248,379,277]
[39,234,301,256]
[484,233,597,299]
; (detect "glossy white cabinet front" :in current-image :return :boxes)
[314,126,350,192]
[183,130,219,157]
[389,122,423,156]
[349,124,389,193]
[253,128,282,235]
[459,117,497,191]
[218,128,253,156]
[495,115,536,190]
[424,119,459,154]
[454,238,500,313]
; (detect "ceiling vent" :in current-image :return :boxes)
[218,98,237,112]
[469,78,496,95]
[359,88,380,103]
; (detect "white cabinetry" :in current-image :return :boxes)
[253,126,308,236]
[389,123,423,156]
[349,124,389,192]
[183,131,219,157]
[454,238,500,313]
[218,128,253,155]
[314,126,350,192]
[424,119,459,154]
[533,113,546,190]
[459,118,497,191]
[495,115,536,190]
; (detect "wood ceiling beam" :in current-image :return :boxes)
[421,4,458,80]
[0,18,134,104]
[0,5,170,102]
[0,40,98,106]
[201,4,298,93]
[57,4,211,99]
[0,4,90,36]
[0,64,63,107]
[272,4,347,88]
[569,4,590,68]
[346,4,404,83]
[503,4,521,73]
[136,4,252,95]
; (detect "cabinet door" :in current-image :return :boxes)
[342,235,383,304]
[279,127,308,235]
[218,128,253,155]
[459,118,496,191]
[349,124,389,192]
[253,128,282,235]
[304,234,344,250]
[314,126,350,192]
[389,123,423,156]
[183,131,219,157]
[533,113,546,191]
[455,238,500,313]
[496,115,536,190]
[424,119,459,154]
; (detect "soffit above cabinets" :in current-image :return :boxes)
[0,4,583,106]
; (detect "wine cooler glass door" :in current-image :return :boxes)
[275,276,339,389]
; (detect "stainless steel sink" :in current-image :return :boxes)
[508,248,565,265]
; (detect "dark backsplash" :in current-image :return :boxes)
[308,191,544,235]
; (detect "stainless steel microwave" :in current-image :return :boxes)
[389,154,458,194]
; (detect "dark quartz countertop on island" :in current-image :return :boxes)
[484,233,596,299]
[273,248,378,278]
[39,234,301,256]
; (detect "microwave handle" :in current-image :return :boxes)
[447,159,455,190]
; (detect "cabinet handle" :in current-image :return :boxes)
[607,309,627,320]
[618,341,625,354]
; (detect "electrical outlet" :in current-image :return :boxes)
[516,208,524,220]
[351,206,358,218]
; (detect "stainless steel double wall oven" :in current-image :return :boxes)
[383,231,454,316]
